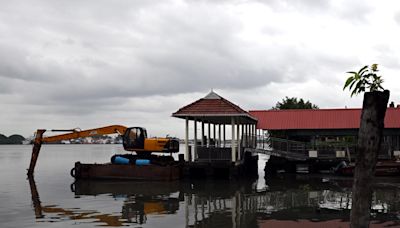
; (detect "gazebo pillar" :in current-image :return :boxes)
[213,124,216,146]
[250,124,253,147]
[237,123,240,161]
[208,122,211,147]
[231,117,236,162]
[218,124,221,147]
[252,124,254,147]
[194,119,198,160]
[201,121,205,146]
[223,124,226,147]
[245,124,249,147]
[241,124,244,147]
[254,124,257,147]
[185,117,189,162]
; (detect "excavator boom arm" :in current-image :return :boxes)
[28,125,128,176]
[39,125,128,143]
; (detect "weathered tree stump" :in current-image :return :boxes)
[350,90,389,228]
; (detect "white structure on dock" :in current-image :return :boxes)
[173,91,258,164]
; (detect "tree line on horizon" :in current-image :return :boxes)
[0,134,26,144]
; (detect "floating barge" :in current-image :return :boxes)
[71,154,182,181]
[72,162,181,181]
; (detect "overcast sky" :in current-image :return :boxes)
[1,0,400,138]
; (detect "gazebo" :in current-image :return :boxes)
[173,91,258,164]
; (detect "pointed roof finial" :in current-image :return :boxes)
[204,89,221,99]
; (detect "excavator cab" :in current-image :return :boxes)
[122,127,147,151]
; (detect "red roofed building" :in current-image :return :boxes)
[250,108,400,131]
[249,108,400,158]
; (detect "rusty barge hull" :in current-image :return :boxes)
[72,162,181,181]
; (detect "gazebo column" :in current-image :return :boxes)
[185,117,189,162]
[245,124,249,147]
[241,124,244,148]
[213,123,216,147]
[231,117,236,162]
[253,124,257,148]
[208,122,211,147]
[237,123,240,161]
[262,130,265,149]
[250,124,255,148]
[201,121,205,146]
[218,124,221,147]
[223,124,226,147]
[194,119,198,161]
[252,124,254,147]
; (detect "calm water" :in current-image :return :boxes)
[1,144,400,228]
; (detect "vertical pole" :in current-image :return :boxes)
[237,123,240,161]
[253,124,256,148]
[250,124,252,147]
[231,117,236,162]
[223,124,226,147]
[185,118,189,162]
[218,124,221,147]
[201,121,205,147]
[246,124,249,147]
[262,130,265,149]
[241,124,244,147]
[194,119,198,161]
[208,122,211,147]
[213,124,216,147]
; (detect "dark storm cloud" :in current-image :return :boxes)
[0,0,287,110]
[0,0,399,137]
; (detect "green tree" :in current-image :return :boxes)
[345,64,389,228]
[8,134,25,144]
[0,134,8,144]
[343,63,384,96]
[0,134,25,144]
[272,97,318,110]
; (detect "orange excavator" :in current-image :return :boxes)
[27,125,179,176]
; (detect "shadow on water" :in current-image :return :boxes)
[28,175,400,227]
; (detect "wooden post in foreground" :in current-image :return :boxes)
[350,90,389,228]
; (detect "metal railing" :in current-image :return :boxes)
[254,136,392,160]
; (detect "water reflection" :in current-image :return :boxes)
[73,180,181,225]
[28,175,400,227]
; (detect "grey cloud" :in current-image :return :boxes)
[334,1,373,23]
[374,45,400,69]
[0,0,398,137]
[395,12,400,25]
[0,0,288,111]
[258,0,332,11]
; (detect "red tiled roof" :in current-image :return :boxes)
[249,108,400,130]
[173,91,254,117]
